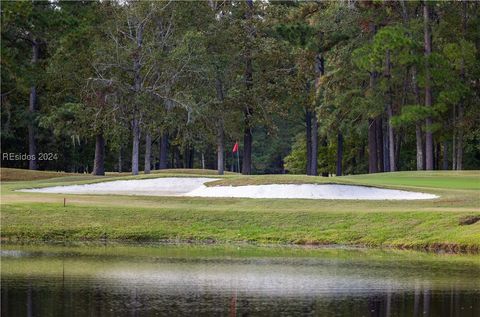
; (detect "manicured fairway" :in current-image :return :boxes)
[1,168,479,251]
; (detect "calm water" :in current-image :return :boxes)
[1,243,479,316]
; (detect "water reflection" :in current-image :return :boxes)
[1,244,479,317]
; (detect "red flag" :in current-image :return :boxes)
[232,142,239,153]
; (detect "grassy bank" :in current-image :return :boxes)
[1,168,479,251]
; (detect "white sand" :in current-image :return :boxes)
[20,177,438,200]
[20,178,215,196]
[185,183,438,200]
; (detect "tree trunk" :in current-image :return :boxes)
[425,114,434,170]
[435,142,441,170]
[368,119,378,173]
[452,105,457,170]
[424,1,434,170]
[336,132,343,176]
[131,119,140,175]
[321,138,329,177]
[242,0,254,175]
[385,49,396,172]
[118,148,122,173]
[413,124,423,171]
[311,53,324,176]
[217,127,225,175]
[395,130,402,170]
[376,116,384,172]
[174,147,181,168]
[144,132,151,174]
[159,133,168,169]
[413,67,425,171]
[242,124,252,175]
[92,133,105,176]
[455,117,463,172]
[184,148,189,168]
[367,41,378,174]
[215,78,225,175]
[188,146,195,168]
[387,108,395,172]
[28,40,39,170]
[383,125,390,172]
[442,141,448,170]
[131,18,143,176]
[456,0,467,170]
[311,111,318,176]
[305,110,312,175]
[183,147,189,168]
[402,0,425,171]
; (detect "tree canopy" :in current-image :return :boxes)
[2,0,479,175]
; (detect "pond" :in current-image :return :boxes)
[1,243,479,316]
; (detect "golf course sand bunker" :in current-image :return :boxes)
[20,178,214,197]
[20,177,438,200]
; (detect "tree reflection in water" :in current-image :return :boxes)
[2,278,479,317]
[2,244,479,317]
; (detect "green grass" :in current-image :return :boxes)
[207,171,480,190]
[0,168,77,181]
[1,168,479,251]
[0,167,234,182]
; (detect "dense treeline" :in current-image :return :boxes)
[1,0,479,176]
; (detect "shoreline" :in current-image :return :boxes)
[2,236,478,254]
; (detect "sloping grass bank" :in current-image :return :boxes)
[1,169,479,251]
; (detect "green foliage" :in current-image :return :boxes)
[392,104,435,127]
[39,103,83,138]
[284,133,307,174]
[1,0,479,173]
[284,132,336,175]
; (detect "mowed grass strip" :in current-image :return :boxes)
[1,202,479,251]
[1,168,479,251]
[0,168,77,182]
[207,171,480,190]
